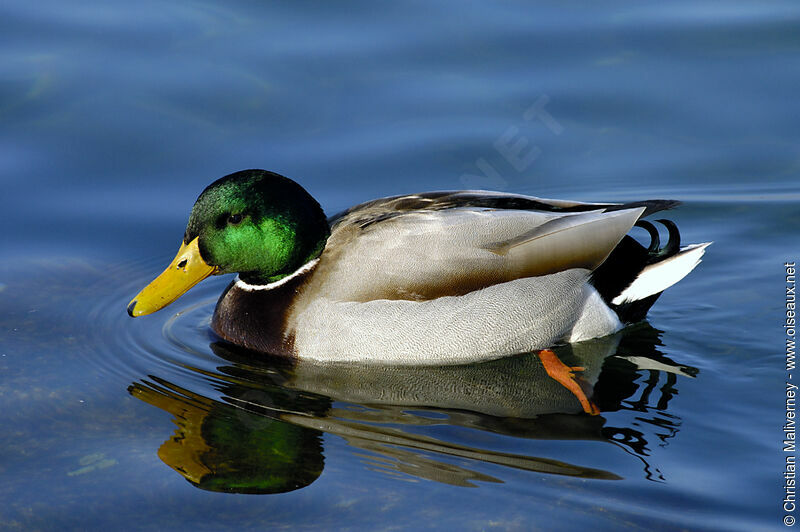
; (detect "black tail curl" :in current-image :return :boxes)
[591,219,683,323]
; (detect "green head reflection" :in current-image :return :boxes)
[130,378,325,495]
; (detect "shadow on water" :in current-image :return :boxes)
[128,323,696,493]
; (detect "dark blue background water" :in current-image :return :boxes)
[2,2,798,530]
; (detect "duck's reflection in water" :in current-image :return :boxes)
[129,324,696,493]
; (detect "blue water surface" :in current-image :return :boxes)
[2,1,799,530]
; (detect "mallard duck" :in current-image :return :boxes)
[128,169,709,413]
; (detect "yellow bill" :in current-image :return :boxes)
[127,237,218,317]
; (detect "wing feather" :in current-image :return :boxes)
[311,189,648,302]
[486,207,646,275]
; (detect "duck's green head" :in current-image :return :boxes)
[128,170,329,317]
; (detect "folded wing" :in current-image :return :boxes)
[316,191,662,302]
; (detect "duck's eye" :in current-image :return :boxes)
[227,213,244,225]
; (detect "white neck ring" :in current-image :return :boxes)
[234,258,320,292]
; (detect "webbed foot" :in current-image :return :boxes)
[537,349,600,415]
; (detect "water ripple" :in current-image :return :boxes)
[85,255,234,395]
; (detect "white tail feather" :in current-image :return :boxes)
[611,243,711,305]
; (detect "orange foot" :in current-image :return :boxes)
[537,349,600,415]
